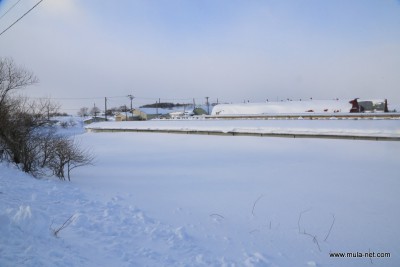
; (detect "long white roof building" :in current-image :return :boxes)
[211,99,388,115]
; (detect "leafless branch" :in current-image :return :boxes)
[297,208,322,252]
[302,231,322,252]
[252,195,264,216]
[298,208,312,233]
[50,214,76,237]
[209,213,225,219]
[324,214,335,242]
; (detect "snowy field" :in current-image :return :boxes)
[1,119,400,267]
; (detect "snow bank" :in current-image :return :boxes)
[86,119,400,138]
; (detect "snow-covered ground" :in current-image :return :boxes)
[1,119,400,266]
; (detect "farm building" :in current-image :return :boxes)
[211,99,388,115]
[350,99,389,113]
[115,109,147,121]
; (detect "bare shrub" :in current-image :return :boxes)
[49,136,94,181]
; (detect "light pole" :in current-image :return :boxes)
[127,94,134,120]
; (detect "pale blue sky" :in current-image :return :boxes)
[1,0,400,112]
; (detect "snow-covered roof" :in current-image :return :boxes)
[211,100,353,115]
[115,112,139,118]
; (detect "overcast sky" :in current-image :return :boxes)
[1,0,400,113]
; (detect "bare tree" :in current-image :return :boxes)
[0,97,37,169]
[0,58,38,147]
[66,139,94,181]
[0,57,38,106]
[0,100,57,176]
[49,136,71,180]
[89,106,100,116]
[0,58,93,180]
[77,107,89,117]
[0,58,38,165]
[37,98,61,120]
[49,137,93,181]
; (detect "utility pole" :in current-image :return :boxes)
[127,94,134,121]
[104,97,108,121]
[205,96,210,115]
[156,98,160,117]
[124,105,128,121]
[93,103,97,122]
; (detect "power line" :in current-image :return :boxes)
[0,0,44,37]
[0,0,22,21]
[29,95,128,100]
[28,95,216,108]
[29,95,196,101]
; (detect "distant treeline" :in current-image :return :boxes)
[140,102,192,109]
